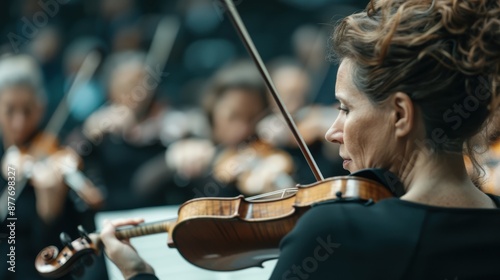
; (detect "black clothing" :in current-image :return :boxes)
[66,129,186,211]
[130,273,160,280]
[126,168,500,280]
[270,195,500,280]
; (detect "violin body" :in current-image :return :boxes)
[170,191,298,271]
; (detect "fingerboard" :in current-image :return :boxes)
[115,220,173,239]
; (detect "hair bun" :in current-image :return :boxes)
[436,0,500,110]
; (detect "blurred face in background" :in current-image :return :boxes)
[0,85,43,146]
[212,88,266,146]
[109,62,150,109]
[271,66,310,114]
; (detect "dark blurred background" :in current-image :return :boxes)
[0,0,368,117]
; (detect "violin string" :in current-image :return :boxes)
[246,187,298,201]
[281,189,287,199]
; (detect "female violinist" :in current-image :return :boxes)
[99,0,500,279]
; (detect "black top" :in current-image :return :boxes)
[130,195,500,280]
[270,195,500,280]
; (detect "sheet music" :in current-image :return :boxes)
[95,205,277,280]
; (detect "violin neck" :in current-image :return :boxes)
[114,220,173,240]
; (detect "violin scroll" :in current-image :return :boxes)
[35,226,100,278]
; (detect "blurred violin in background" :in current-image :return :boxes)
[213,140,295,196]
[1,133,103,211]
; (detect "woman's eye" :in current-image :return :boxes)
[337,105,349,114]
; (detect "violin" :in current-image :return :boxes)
[34,1,399,278]
[1,132,103,209]
[35,175,393,277]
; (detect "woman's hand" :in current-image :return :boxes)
[100,218,155,280]
[30,160,68,223]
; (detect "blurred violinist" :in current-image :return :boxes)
[0,54,83,280]
[163,60,294,197]
[256,58,348,183]
[69,51,179,210]
[82,51,165,146]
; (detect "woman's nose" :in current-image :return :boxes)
[325,117,343,144]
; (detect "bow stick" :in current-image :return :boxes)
[222,0,324,181]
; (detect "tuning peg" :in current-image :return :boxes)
[60,232,74,251]
[77,225,92,243]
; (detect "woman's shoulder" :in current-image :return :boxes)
[287,198,419,242]
[294,195,500,238]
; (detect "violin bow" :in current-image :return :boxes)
[45,51,102,139]
[222,0,324,181]
[137,15,180,119]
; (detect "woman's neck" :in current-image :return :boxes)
[396,150,496,208]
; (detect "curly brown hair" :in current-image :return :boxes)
[331,0,500,177]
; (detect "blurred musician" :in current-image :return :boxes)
[69,51,181,210]
[0,54,82,280]
[163,60,294,197]
[257,58,348,183]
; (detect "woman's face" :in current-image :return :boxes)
[109,63,148,108]
[325,60,398,173]
[0,86,42,145]
[271,66,310,114]
[212,88,265,146]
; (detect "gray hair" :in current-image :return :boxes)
[0,54,46,104]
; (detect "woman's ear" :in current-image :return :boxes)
[391,92,414,138]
